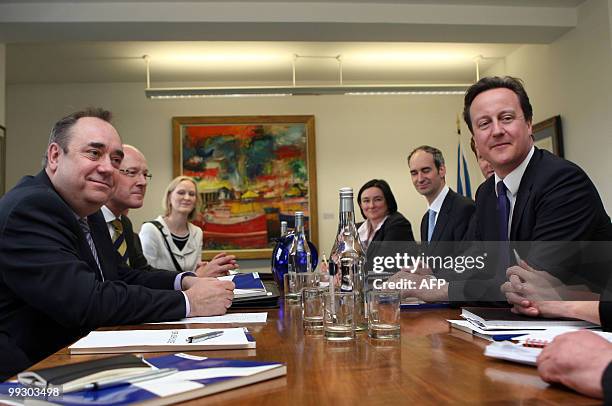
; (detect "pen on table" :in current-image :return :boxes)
[186,330,224,343]
[66,368,178,393]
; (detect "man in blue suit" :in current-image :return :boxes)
[0,108,234,380]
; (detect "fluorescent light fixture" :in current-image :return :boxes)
[146,84,469,99]
[143,54,473,99]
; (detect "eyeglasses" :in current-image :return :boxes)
[118,168,153,180]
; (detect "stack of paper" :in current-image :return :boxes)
[218,273,269,299]
[461,307,597,330]
[1,353,286,406]
[69,328,255,354]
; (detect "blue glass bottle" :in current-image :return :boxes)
[271,216,318,291]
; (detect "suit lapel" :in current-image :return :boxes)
[74,219,103,281]
[430,191,453,243]
[509,149,540,240]
[420,212,428,242]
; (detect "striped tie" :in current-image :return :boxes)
[78,218,104,281]
[111,218,129,264]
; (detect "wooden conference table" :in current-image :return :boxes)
[31,302,598,405]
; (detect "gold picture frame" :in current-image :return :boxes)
[172,115,318,260]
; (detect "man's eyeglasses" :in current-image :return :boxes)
[118,168,153,180]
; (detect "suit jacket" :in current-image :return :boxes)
[118,214,174,276]
[0,171,186,380]
[420,188,475,243]
[451,148,612,302]
[358,211,415,273]
[139,216,203,273]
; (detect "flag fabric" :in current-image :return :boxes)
[456,117,472,198]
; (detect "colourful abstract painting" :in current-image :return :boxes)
[172,116,317,259]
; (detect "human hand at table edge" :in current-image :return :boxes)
[184,278,235,316]
[195,252,239,277]
[537,330,612,399]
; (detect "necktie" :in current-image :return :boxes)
[427,209,436,242]
[496,180,511,272]
[496,181,510,241]
[78,218,104,281]
[111,218,129,264]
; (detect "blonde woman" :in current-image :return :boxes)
[140,176,238,276]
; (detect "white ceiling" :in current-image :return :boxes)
[1,0,586,85]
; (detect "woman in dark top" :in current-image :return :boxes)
[356,179,414,263]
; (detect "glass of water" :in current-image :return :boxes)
[323,291,355,341]
[368,290,401,339]
[302,286,324,330]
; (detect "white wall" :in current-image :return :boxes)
[486,0,612,213]
[6,82,482,270]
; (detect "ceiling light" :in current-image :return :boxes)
[143,54,474,99]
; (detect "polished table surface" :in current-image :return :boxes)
[31,301,598,405]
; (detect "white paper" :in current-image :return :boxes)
[70,328,249,349]
[134,365,279,397]
[147,312,268,325]
[514,326,608,344]
[484,341,541,365]
[448,319,542,337]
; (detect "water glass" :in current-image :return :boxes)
[368,290,401,339]
[323,291,355,341]
[302,286,324,330]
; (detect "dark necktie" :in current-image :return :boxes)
[496,180,511,272]
[111,218,129,264]
[496,181,510,241]
[78,218,104,281]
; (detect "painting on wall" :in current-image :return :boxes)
[172,115,317,260]
[533,115,564,157]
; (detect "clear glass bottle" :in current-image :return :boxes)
[288,211,312,273]
[329,187,367,331]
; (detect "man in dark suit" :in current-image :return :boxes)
[407,145,475,244]
[392,76,612,303]
[0,108,234,380]
[101,145,238,276]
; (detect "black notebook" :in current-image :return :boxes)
[461,307,598,330]
[17,354,151,392]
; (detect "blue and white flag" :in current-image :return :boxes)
[456,118,472,198]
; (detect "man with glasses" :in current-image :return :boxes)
[100,144,237,276]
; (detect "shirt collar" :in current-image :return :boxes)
[358,215,389,243]
[428,184,449,213]
[101,205,120,222]
[494,146,535,198]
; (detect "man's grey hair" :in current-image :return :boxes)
[43,107,113,167]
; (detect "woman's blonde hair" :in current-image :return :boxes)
[162,176,201,221]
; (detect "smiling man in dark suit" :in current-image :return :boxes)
[393,76,612,303]
[0,108,234,380]
[408,145,475,245]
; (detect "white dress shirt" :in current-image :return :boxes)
[427,184,450,229]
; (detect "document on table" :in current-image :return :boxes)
[69,327,255,354]
[147,312,268,325]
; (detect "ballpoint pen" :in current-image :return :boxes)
[185,330,224,343]
[65,368,178,393]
